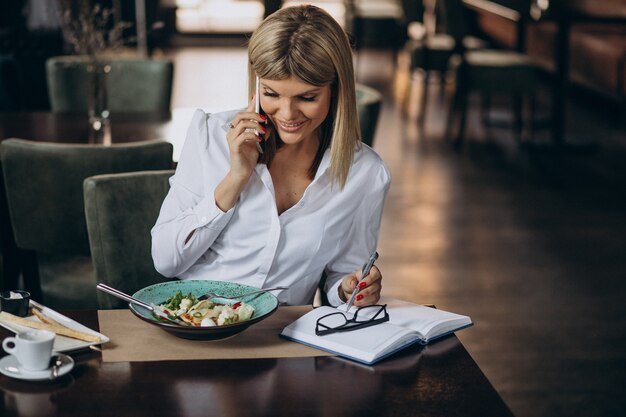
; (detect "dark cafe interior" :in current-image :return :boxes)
[0,0,625,416]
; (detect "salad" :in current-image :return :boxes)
[158,291,255,327]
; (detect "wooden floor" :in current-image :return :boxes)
[164,45,626,417]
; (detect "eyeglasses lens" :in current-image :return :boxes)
[353,305,386,322]
[316,305,388,336]
[318,312,348,330]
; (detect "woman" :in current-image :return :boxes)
[151,5,390,307]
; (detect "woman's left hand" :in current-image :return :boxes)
[339,265,382,308]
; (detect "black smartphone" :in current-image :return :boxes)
[255,76,265,154]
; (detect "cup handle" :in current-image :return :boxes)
[2,337,17,355]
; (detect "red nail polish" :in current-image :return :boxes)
[257,135,263,142]
[260,115,267,121]
[358,281,367,290]
[356,294,364,301]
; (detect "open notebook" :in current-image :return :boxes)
[281,297,472,365]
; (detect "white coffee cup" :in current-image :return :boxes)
[2,330,56,371]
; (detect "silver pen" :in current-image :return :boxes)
[344,251,379,311]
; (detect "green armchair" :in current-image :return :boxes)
[0,139,173,309]
[46,56,174,113]
[84,170,174,309]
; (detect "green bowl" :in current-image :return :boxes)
[130,280,279,340]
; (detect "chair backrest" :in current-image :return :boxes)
[0,139,173,256]
[356,83,383,147]
[84,170,174,309]
[46,56,174,113]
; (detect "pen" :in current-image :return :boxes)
[344,251,379,311]
[254,75,264,154]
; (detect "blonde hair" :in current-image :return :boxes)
[247,5,360,189]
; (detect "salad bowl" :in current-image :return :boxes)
[130,280,279,340]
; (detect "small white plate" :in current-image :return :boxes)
[0,353,74,381]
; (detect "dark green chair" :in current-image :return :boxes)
[0,139,173,309]
[84,170,174,309]
[46,56,174,113]
[356,83,383,147]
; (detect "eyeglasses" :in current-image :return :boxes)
[315,304,389,336]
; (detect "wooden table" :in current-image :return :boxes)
[0,110,201,161]
[0,310,513,417]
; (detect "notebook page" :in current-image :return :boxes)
[382,297,472,339]
[281,306,416,363]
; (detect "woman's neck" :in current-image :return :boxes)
[269,134,320,214]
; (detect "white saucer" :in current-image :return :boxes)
[0,353,74,381]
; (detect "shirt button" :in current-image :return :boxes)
[201,216,208,223]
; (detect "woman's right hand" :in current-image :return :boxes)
[214,97,268,212]
[226,97,267,183]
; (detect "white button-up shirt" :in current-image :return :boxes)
[151,109,391,306]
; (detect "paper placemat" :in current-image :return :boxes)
[98,306,333,362]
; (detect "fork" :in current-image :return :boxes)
[198,286,287,301]
[96,283,189,326]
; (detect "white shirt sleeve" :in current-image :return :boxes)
[151,109,235,277]
[323,160,391,307]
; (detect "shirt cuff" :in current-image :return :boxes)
[325,278,344,307]
[192,195,234,230]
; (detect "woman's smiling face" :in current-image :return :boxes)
[259,76,332,147]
